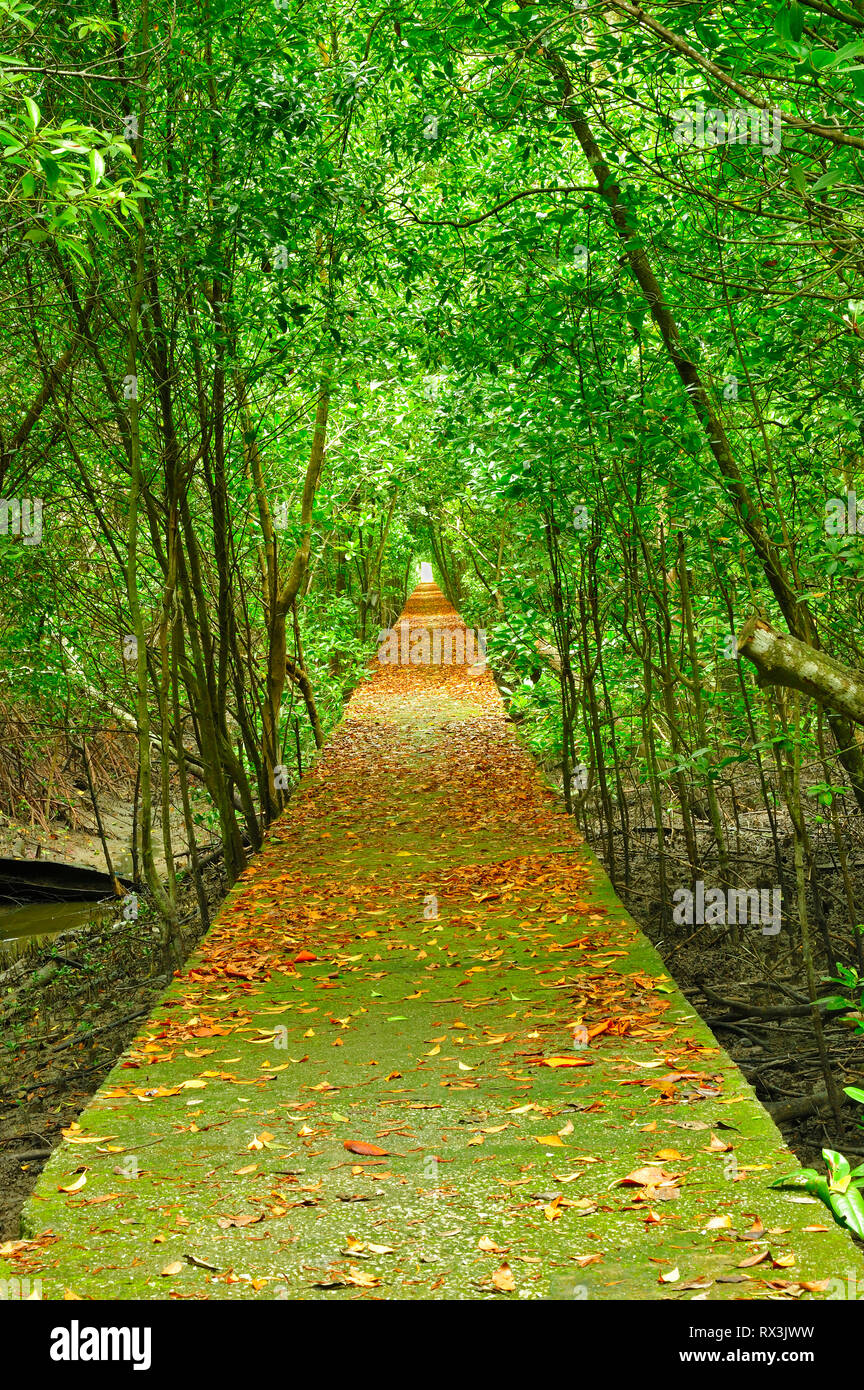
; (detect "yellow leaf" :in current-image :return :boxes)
[58,1172,87,1193]
[478,1236,508,1253]
[535,1134,564,1147]
[62,1131,116,1145]
[536,1056,593,1069]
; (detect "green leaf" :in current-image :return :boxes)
[770,1167,820,1191]
[38,155,61,191]
[828,1185,864,1238]
[824,1148,852,1184]
[811,167,844,194]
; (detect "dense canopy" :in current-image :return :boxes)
[3,0,864,1313]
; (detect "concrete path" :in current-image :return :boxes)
[11,584,862,1300]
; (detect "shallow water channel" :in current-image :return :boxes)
[0,899,113,961]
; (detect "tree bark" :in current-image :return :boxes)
[738,616,864,726]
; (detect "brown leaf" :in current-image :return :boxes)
[216,1212,265,1229]
[738,1249,769,1268]
[619,1166,679,1188]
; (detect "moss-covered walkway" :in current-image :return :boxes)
[10,584,862,1300]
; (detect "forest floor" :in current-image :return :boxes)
[7,584,862,1300]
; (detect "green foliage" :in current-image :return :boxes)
[772,1149,864,1239]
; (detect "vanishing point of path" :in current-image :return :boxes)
[10,584,863,1300]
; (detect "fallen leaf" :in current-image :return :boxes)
[738,1250,769,1268]
[532,1056,593,1068]
[478,1236,508,1254]
[58,1172,87,1194]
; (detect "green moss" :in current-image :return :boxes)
[19,689,863,1301]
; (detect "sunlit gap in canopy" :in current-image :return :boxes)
[419,562,434,583]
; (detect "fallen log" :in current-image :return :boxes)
[736,615,864,726]
[765,1089,835,1123]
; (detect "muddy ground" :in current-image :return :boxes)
[0,863,227,1239]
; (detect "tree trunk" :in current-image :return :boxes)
[738,616,864,726]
